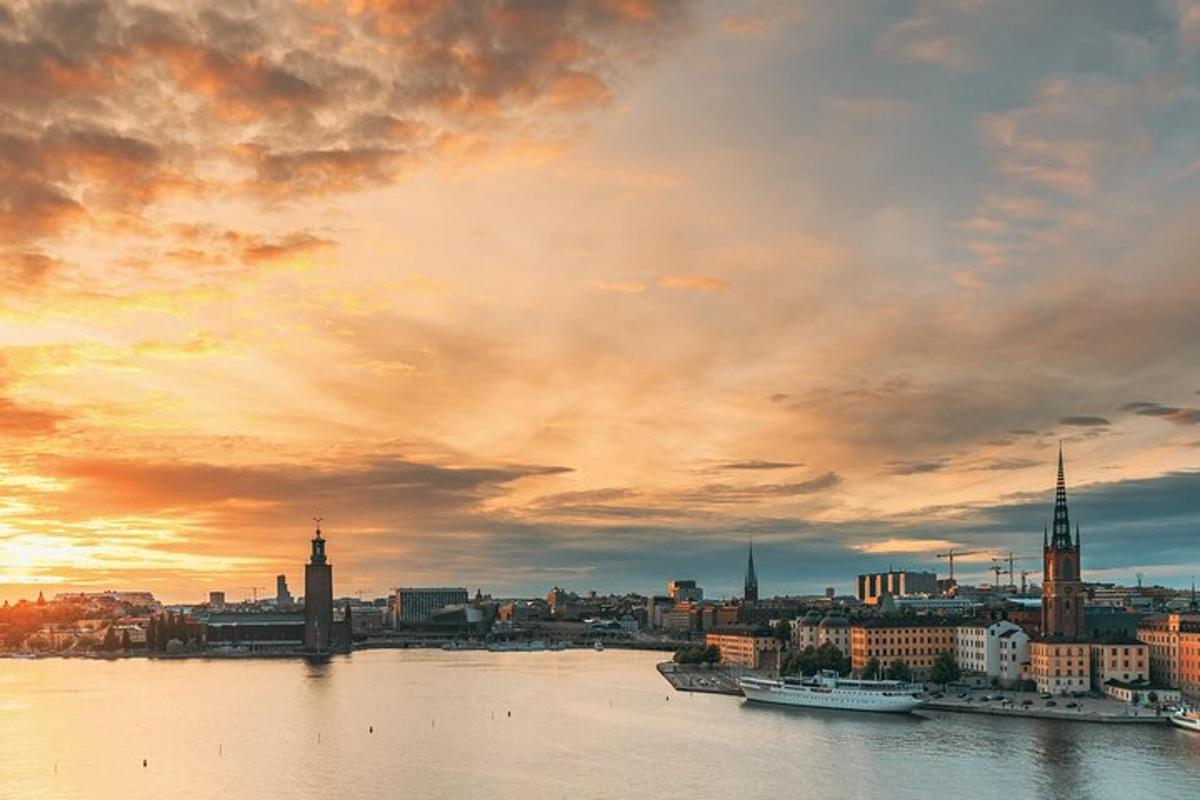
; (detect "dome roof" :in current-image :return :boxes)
[818,614,849,629]
[798,610,823,626]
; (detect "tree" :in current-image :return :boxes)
[703,644,721,664]
[773,619,792,644]
[120,629,131,651]
[886,659,912,682]
[1148,691,1159,705]
[101,626,119,652]
[863,657,882,680]
[929,650,961,686]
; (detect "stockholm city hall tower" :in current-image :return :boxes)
[1041,446,1084,641]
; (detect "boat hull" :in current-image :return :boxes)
[1169,714,1200,732]
[740,682,925,714]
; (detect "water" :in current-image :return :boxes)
[1,650,1198,800]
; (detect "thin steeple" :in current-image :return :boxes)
[1050,443,1072,549]
[744,540,759,603]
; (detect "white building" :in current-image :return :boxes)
[956,619,1027,685]
[790,611,850,654]
[997,627,1030,687]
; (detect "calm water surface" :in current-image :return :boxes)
[2,649,1199,799]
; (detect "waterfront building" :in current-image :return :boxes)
[849,618,958,679]
[1026,447,1094,695]
[276,575,294,607]
[855,570,938,605]
[1089,641,1148,694]
[744,542,759,605]
[705,625,780,670]
[394,587,470,624]
[206,612,305,651]
[997,628,1030,687]
[667,580,703,603]
[1027,642,1091,694]
[1137,613,1200,695]
[304,521,334,653]
[882,595,979,615]
[208,591,226,608]
[790,611,850,654]
[956,619,1026,684]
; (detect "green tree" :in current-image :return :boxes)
[1148,691,1159,705]
[929,650,961,686]
[886,659,912,682]
[773,619,792,644]
[863,656,882,680]
[702,644,721,664]
[816,642,850,675]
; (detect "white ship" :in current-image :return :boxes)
[1170,706,1200,733]
[738,670,925,714]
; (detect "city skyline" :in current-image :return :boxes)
[3,1,1200,602]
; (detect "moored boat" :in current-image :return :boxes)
[1170,706,1200,732]
[738,670,925,714]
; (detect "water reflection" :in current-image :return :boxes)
[0,651,1197,800]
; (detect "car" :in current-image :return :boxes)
[1045,700,1057,707]
[1065,701,1078,708]
[930,692,944,699]
[1021,699,1034,707]
[1039,693,1052,699]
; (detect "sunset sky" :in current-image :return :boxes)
[2,0,1199,603]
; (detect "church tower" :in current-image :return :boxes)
[1041,447,1084,641]
[744,541,759,605]
[304,518,334,653]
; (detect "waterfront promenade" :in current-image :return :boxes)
[657,662,1171,724]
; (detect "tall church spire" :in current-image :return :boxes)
[1050,443,1072,549]
[743,540,759,604]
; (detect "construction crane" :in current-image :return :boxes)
[935,549,981,583]
[242,586,265,603]
[991,552,1038,591]
[989,564,1004,587]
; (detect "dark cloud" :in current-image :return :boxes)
[1120,401,1200,425]
[972,457,1041,472]
[887,458,948,475]
[718,460,802,471]
[1058,415,1110,427]
[39,454,571,516]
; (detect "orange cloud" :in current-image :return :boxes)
[657,274,729,291]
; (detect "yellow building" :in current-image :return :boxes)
[1136,613,1200,696]
[850,619,957,679]
[705,626,781,670]
[1027,641,1091,695]
[1089,641,1148,692]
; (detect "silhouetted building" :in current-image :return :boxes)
[744,542,759,605]
[394,587,469,624]
[856,570,938,605]
[276,574,294,607]
[208,591,226,608]
[304,521,334,653]
[667,580,703,602]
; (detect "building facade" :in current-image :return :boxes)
[667,580,703,603]
[1137,613,1200,696]
[1089,641,1149,693]
[304,522,333,653]
[706,626,780,670]
[850,619,957,679]
[997,628,1030,687]
[1027,641,1091,695]
[855,571,938,605]
[394,587,470,624]
[956,619,1026,683]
